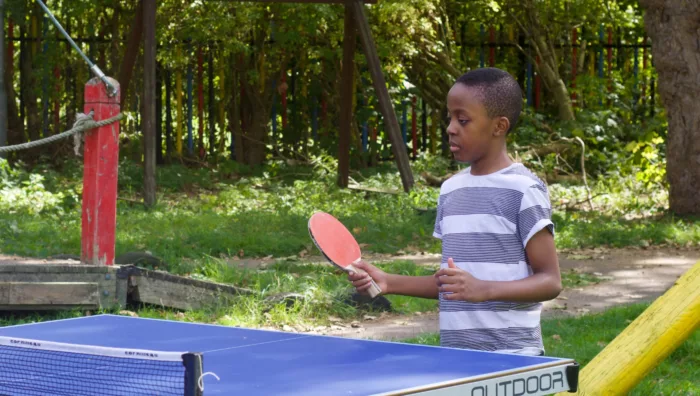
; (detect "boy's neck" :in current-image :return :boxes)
[469,149,513,176]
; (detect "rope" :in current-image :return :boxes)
[36,0,117,97]
[198,358,220,391]
[0,112,123,154]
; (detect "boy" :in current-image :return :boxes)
[347,67,562,356]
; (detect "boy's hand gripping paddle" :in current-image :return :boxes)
[308,212,382,298]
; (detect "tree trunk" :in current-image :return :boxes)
[526,23,575,122]
[0,0,6,155]
[22,22,39,143]
[247,111,269,166]
[640,0,700,215]
[119,0,143,109]
[228,53,245,163]
[506,0,575,122]
[142,0,156,207]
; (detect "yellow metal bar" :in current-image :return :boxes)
[563,261,700,395]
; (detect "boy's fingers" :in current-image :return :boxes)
[435,268,460,277]
[436,275,461,284]
[442,292,459,300]
[440,284,459,293]
[348,270,369,279]
[352,277,372,288]
[353,260,371,271]
[355,281,372,292]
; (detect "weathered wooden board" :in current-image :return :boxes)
[0,265,127,310]
[127,266,254,311]
[0,263,254,312]
[0,282,98,306]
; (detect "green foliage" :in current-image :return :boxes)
[0,159,81,216]
[561,269,604,288]
[1,152,699,264]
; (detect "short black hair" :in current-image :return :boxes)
[455,67,523,134]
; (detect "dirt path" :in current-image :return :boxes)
[320,246,700,341]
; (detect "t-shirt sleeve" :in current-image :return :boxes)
[517,183,554,247]
[433,194,443,239]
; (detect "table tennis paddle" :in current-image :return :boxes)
[308,211,382,298]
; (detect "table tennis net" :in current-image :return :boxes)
[0,336,201,396]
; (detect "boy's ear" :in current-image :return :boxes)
[493,117,510,137]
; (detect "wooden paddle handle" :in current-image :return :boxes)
[346,264,382,298]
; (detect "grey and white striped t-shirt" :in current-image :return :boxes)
[433,162,554,353]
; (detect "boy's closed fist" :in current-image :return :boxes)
[435,258,491,302]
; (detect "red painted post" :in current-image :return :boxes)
[82,77,121,266]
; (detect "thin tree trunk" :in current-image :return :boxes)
[508,0,575,121]
[142,0,156,207]
[0,0,6,155]
[528,29,575,121]
[119,0,143,108]
[640,0,700,215]
[228,53,245,162]
[23,17,39,142]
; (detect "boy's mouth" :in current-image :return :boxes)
[449,142,460,152]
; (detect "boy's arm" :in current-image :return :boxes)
[385,273,440,299]
[436,229,562,303]
[348,261,440,299]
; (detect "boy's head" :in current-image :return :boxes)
[446,67,523,164]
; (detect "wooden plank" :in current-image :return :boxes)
[0,282,8,304]
[128,267,254,311]
[350,0,414,192]
[0,264,111,273]
[0,266,126,310]
[0,272,107,282]
[0,305,103,311]
[337,3,356,188]
[0,282,99,306]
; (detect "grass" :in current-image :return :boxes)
[0,258,437,330]
[1,155,699,265]
[0,258,602,331]
[403,303,699,396]
[561,269,605,288]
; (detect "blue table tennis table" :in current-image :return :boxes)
[0,314,578,395]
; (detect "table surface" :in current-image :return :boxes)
[0,314,575,395]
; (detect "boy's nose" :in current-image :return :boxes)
[446,122,457,136]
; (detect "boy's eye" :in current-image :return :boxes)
[445,115,469,126]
